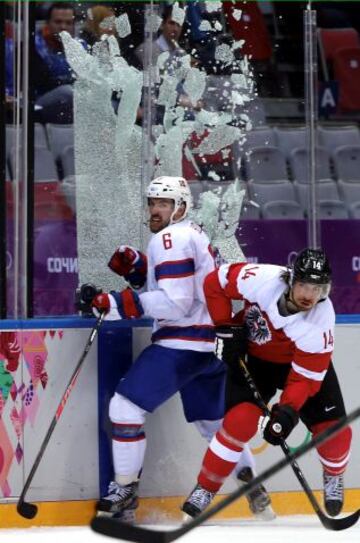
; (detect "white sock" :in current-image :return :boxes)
[112,438,146,486]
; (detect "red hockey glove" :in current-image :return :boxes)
[108,245,147,289]
[263,404,299,446]
[91,293,119,320]
[92,289,144,320]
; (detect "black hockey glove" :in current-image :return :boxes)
[215,325,247,369]
[263,404,299,446]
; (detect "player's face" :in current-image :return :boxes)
[161,18,182,44]
[148,198,175,233]
[48,8,75,37]
[290,281,324,310]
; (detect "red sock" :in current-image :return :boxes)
[198,402,262,492]
[312,421,352,475]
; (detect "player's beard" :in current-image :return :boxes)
[287,289,315,312]
[149,215,170,233]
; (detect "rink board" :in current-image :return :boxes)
[0,317,359,527]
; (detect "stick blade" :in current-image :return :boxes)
[322,509,360,531]
[91,516,185,543]
[17,501,38,519]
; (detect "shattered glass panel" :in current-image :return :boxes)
[115,13,131,38]
[205,2,222,14]
[60,1,261,291]
[171,2,186,27]
[189,182,245,262]
[215,43,234,67]
[62,31,143,290]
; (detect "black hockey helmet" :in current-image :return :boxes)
[292,248,332,286]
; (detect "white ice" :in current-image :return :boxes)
[2,516,360,543]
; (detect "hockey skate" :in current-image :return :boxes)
[237,467,276,521]
[181,483,216,518]
[323,471,344,517]
[96,481,139,522]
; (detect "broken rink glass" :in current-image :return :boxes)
[60,4,254,290]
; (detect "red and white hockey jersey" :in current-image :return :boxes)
[204,263,336,410]
[139,220,216,352]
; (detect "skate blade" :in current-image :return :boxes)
[116,509,137,523]
[96,509,137,523]
[96,510,115,518]
[253,505,276,521]
[182,512,194,523]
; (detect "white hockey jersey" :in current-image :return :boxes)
[205,262,336,410]
[139,220,216,352]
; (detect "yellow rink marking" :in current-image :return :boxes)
[1,490,359,528]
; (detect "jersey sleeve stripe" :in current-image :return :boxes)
[291,361,327,382]
[152,325,215,343]
[155,258,195,281]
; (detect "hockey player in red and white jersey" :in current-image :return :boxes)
[182,249,352,519]
[91,176,274,521]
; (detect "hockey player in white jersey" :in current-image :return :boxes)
[91,176,274,521]
[182,249,352,519]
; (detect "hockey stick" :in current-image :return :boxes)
[91,405,360,542]
[238,357,357,531]
[17,312,105,519]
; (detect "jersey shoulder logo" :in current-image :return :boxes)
[190,221,203,234]
[245,304,272,345]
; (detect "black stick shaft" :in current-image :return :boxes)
[17,314,104,516]
[91,405,360,542]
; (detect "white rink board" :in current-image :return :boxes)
[0,321,358,505]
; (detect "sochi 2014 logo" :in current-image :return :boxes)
[245,305,271,345]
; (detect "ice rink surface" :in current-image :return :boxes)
[2,516,360,543]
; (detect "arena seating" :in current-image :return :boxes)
[318,27,360,64]
[6,124,75,221]
[5,120,360,221]
[333,47,360,111]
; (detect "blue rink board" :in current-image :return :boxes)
[0,315,358,329]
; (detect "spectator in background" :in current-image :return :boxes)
[34,2,87,124]
[222,1,278,97]
[79,5,118,48]
[135,4,203,124]
[184,0,223,74]
[5,19,16,119]
[223,2,272,63]
[117,2,146,69]
[134,4,185,68]
[5,37,14,101]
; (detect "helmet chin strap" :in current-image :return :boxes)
[169,211,182,224]
[286,289,302,313]
[170,202,187,224]
[280,288,301,315]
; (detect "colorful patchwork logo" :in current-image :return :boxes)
[0,330,53,497]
